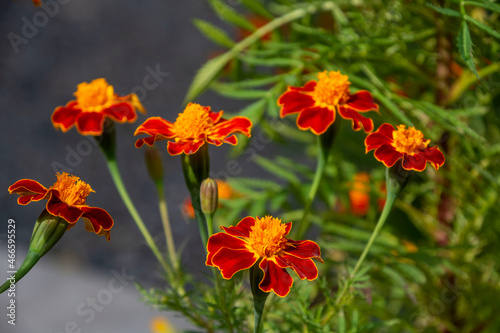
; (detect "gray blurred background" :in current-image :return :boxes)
[0,1,255,331]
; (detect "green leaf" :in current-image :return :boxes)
[464,0,500,13]
[192,18,235,48]
[209,0,256,31]
[254,155,300,184]
[395,263,427,284]
[184,52,233,103]
[465,15,500,39]
[240,55,304,68]
[241,0,273,19]
[457,21,479,78]
[211,84,269,100]
[236,98,267,123]
[426,3,462,17]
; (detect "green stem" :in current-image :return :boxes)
[250,264,269,333]
[206,213,214,237]
[0,251,42,293]
[181,147,210,247]
[156,181,178,271]
[322,165,407,324]
[106,158,169,274]
[295,134,331,239]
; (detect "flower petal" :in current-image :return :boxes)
[402,153,427,171]
[166,140,205,155]
[346,91,379,112]
[51,102,82,132]
[208,110,224,123]
[296,106,335,135]
[289,81,316,92]
[259,258,293,297]
[283,240,322,260]
[134,117,176,148]
[8,179,49,205]
[211,247,258,279]
[338,105,374,132]
[373,144,403,168]
[206,232,248,266]
[75,112,105,136]
[278,90,315,117]
[222,135,237,145]
[210,117,252,141]
[103,103,137,123]
[275,254,319,280]
[365,124,395,152]
[422,146,445,170]
[80,207,114,241]
[221,216,255,238]
[46,191,84,223]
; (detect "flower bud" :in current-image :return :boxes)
[200,178,218,215]
[145,146,164,183]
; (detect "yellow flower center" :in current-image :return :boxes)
[247,216,288,258]
[310,71,351,108]
[74,78,115,113]
[50,172,94,206]
[391,125,430,155]
[173,103,214,141]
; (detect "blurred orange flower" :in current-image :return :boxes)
[348,172,371,216]
[52,78,145,136]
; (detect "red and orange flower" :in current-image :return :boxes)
[365,123,445,171]
[9,172,113,240]
[206,215,323,297]
[52,78,145,136]
[278,71,379,135]
[134,103,252,155]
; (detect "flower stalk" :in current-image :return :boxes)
[96,121,169,274]
[0,210,66,293]
[250,263,270,333]
[323,161,410,323]
[181,144,210,246]
[294,124,337,239]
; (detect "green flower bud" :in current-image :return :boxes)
[200,178,218,215]
[145,146,164,183]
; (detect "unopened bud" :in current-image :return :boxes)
[145,147,164,183]
[200,178,218,215]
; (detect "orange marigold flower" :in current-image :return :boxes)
[150,316,176,333]
[9,173,113,240]
[206,216,323,297]
[349,172,371,216]
[365,123,445,171]
[134,103,252,155]
[52,78,145,136]
[32,0,42,6]
[278,71,379,135]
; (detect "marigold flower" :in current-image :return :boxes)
[365,123,445,171]
[9,173,113,240]
[278,71,379,135]
[150,316,176,333]
[349,172,371,216]
[51,78,145,136]
[134,103,252,155]
[206,216,323,297]
[32,0,42,5]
